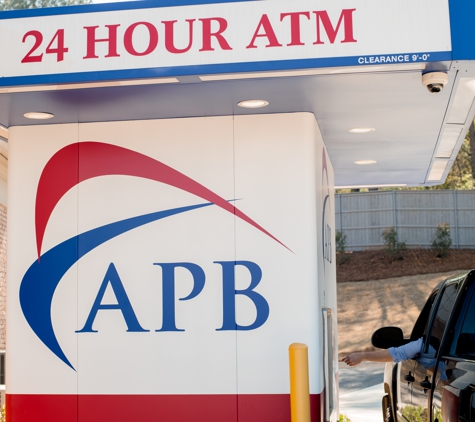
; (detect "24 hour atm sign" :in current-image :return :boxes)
[0,0,451,82]
[20,9,356,62]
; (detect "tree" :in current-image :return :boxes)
[1,0,90,10]
[435,134,474,190]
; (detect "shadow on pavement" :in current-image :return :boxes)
[338,361,385,395]
[339,361,386,422]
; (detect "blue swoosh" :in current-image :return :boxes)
[20,202,214,370]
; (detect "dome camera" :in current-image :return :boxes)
[422,72,448,94]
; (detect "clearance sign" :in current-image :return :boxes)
[0,0,452,85]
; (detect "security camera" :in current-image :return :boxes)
[422,72,448,94]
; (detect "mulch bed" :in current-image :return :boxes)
[337,249,475,282]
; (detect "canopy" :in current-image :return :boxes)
[0,0,474,188]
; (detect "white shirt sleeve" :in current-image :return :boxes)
[388,338,423,363]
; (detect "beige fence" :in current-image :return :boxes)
[335,190,475,251]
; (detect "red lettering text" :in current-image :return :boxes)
[199,17,232,51]
[163,19,195,54]
[314,9,356,45]
[246,14,282,49]
[124,22,158,56]
[21,30,43,63]
[46,29,68,62]
[83,24,120,59]
[21,29,69,63]
[280,12,310,46]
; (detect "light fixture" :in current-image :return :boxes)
[354,160,377,165]
[23,112,54,120]
[348,127,375,134]
[336,184,407,189]
[447,78,475,124]
[435,125,463,158]
[427,160,449,181]
[199,63,424,82]
[0,78,180,94]
[237,100,269,108]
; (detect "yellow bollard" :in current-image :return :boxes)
[289,343,311,422]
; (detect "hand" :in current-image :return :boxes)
[342,353,363,367]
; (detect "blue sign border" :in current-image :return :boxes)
[449,0,475,60]
[0,52,453,88]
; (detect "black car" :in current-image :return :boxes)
[371,270,475,422]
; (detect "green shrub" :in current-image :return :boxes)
[382,226,406,261]
[432,223,452,258]
[339,414,351,422]
[401,405,427,422]
[336,230,348,265]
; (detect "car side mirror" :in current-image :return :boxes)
[371,326,407,349]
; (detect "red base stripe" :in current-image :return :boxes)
[7,393,322,422]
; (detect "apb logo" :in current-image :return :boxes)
[20,142,289,369]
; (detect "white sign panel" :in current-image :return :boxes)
[7,113,336,422]
[0,0,452,85]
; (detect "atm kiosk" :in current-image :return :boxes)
[0,0,474,421]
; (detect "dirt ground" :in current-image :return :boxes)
[336,249,474,358]
[337,248,475,282]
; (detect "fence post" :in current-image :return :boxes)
[392,190,397,231]
[339,194,343,234]
[453,190,459,249]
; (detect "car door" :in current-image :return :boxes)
[397,290,438,421]
[433,271,475,422]
[411,281,460,421]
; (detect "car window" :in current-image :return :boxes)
[454,288,475,358]
[410,292,437,341]
[424,283,459,355]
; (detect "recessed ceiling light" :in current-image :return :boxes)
[348,127,375,134]
[237,99,269,108]
[23,112,54,120]
[354,160,377,165]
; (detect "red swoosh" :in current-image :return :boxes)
[36,142,289,258]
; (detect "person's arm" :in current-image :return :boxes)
[342,338,424,367]
[342,349,393,366]
[389,338,423,363]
